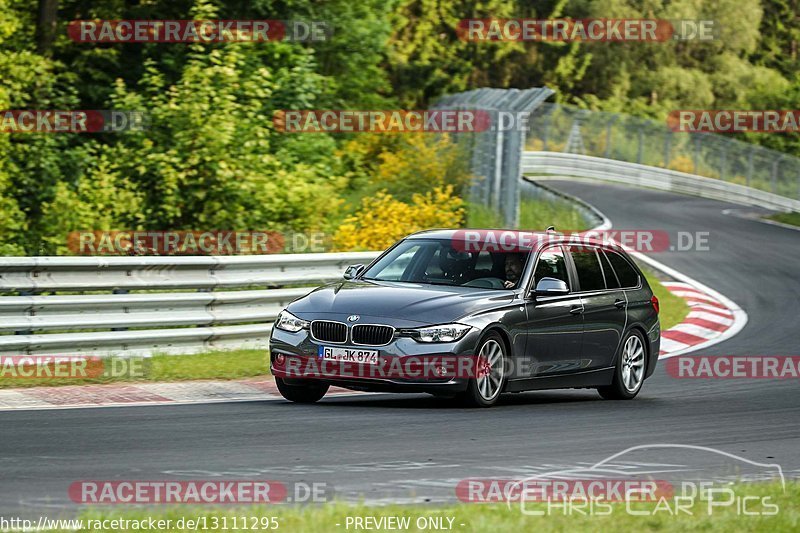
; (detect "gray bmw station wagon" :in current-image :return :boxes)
[270,230,660,407]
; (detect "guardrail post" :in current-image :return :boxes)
[747,148,754,187]
[542,113,551,151]
[636,127,644,164]
[720,145,728,181]
[604,115,619,159]
[491,126,504,213]
[771,156,783,194]
[663,130,672,168]
[111,288,129,331]
[14,289,34,336]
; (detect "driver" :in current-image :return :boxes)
[503,253,524,289]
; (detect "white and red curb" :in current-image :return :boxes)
[0,378,368,412]
[624,249,748,360]
[659,281,738,358]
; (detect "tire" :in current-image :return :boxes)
[275,377,329,403]
[598,329,647,400]
[456,332,507,407]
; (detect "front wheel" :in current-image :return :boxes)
[598,330,647,400]
[456,332,507,407]
[275,377,329,403]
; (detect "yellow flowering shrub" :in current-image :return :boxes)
[667,155,719,178]
[333,185,465,251]
[526,138,566,152]
[373,133,470,199]
[667,155,696,173]
[337,133,471,201]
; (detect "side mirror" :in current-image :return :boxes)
[534,277,569,296]
[343,264,365,280]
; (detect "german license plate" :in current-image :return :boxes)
[318,346,379,364]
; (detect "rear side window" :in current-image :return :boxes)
[599,251,620,289]
[569,247,605,292]
[606,250,640,288]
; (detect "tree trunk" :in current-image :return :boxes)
[36,0,59,56]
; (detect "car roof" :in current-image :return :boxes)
[406,228,626,253]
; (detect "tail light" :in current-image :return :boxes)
[651,295,660,314]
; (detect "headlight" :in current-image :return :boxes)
[275,310,309,333]
[412,323,472,343]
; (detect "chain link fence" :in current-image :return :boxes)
[431,87,554,227]
[527,103,800,201]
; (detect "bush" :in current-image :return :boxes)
[333,185,465,250]
[338,133,472,203]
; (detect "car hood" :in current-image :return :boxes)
[287,280,514,327]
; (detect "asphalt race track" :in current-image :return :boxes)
[1,180,799,516]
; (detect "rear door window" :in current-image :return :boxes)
[600,250,620,289]
[568,247,606,292]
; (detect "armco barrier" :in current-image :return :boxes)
[0,252,380,357]
[522,151,800,212]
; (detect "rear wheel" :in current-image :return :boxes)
[275,377,329,403]
[457,332,507,407]
[598,330,647,400]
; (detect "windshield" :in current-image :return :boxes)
[361,239,530,290]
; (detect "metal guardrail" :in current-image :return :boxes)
[527,103,800,201]
[522,151,800,212]
[0,252,380,357]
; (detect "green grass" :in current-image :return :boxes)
[0,349,269,389]
[465,201,504,227]
[467,198,592,231]
[518,198,590,231]
[641,267,691,331]
[59,481,797,532]
[766,211,800,227]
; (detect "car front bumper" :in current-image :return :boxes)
[269,326,483,394]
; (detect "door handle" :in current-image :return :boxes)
[570,304,584,315]
[614,299,626,309]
